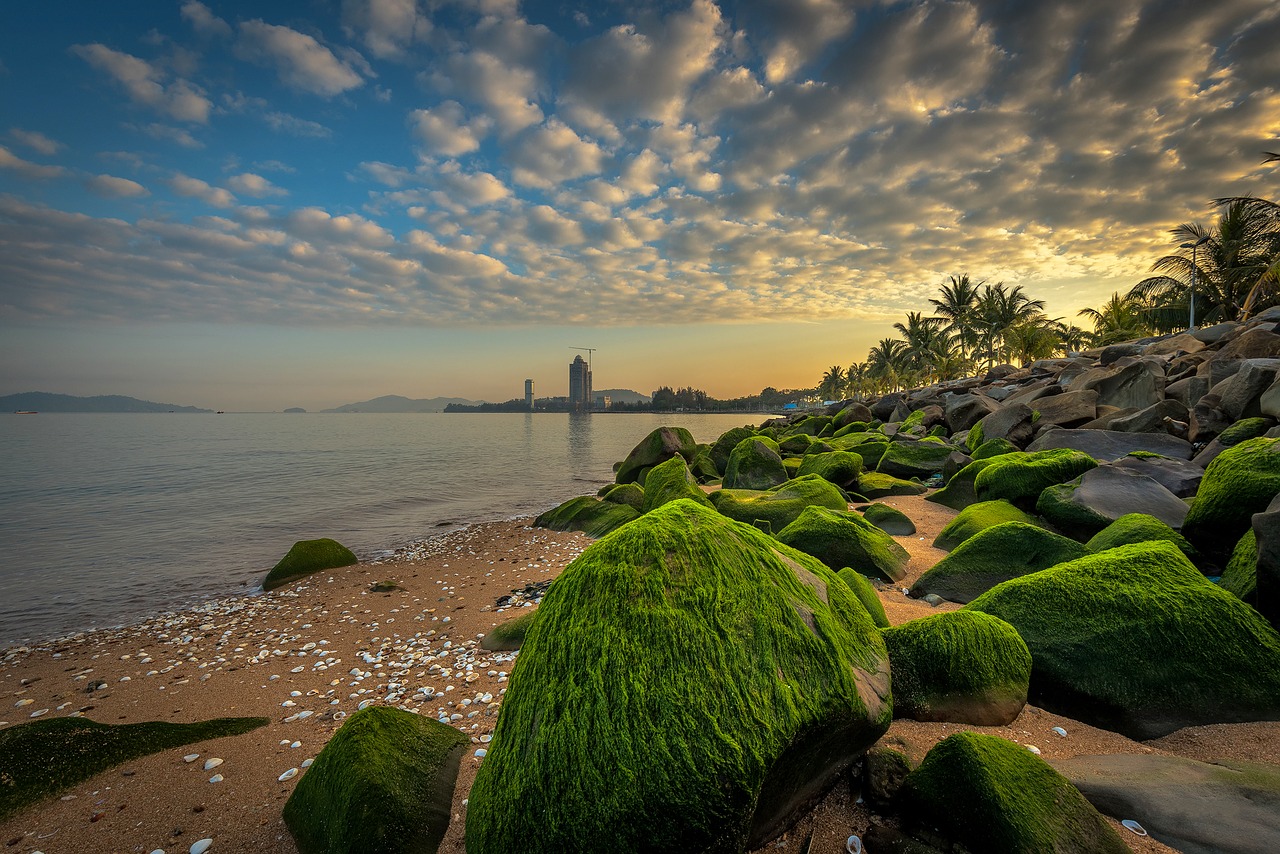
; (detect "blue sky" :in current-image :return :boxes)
[2,0,1278,410]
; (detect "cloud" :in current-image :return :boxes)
[736,0,857,84]
[131,122,203,148]
[507,120,606,188]
[180,1,232,38]
[71,43,212,122]
[86,174,149,197]
[409,101,492,156]
[341,0,430,59]
[264,112,332,138]
[227,172,287,197]
[236,20,365,96]
[168,173,237,207]
[0,145,66,179]
[431,50,544,134]
[9,129,63,155]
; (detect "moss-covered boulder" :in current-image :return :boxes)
[898,733,1129,854]
[284,707,468,854]
[709,426,758,475]
[709,474,849,533]
[1182,437,1280,558]
[600,482,644,512]
[830,436,890,469]
[861,502,916,535]
[480,608,538,651]
[1085,513,1199,561]
[1220,529,1258,603]
[687,447,721,484]
[264,538,358,591]
[967,541,1280,738]
[882,611,1031,725]
[1219,416,1275,447]
[857,471,927,499]
[465,499,892,854]
[778,434,816,455]
[786,414,831,436]
[0,716,267,822]
[876,439,954,479]
[911,521,1088,604]
[973,449,1098,509]
[926,454,1011,510]
[796,450,863,487]
[973,437,1020,460]
[777,505,910,582]
[723,436,789,490]
[861,745,912,811]
[641,455,713,513]
[1036,466,1190,541]
[534,496,640,537]
[615,426,699,485]
[837,567,890,628]
[932,500,1040,552]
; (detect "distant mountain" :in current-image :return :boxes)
[595,388,652,404]
[322,394,487,413]
[0,392,212,413]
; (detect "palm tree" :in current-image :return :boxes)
[819,365,846,401]
[866,338,907,393]
[1057,323,1092,355]
[973,283,1047,367]
[1078,292,1156,346]
[929,274,984,359]
[1004,319,1062,366]
[845,361,867,399]
[892,311,945,382]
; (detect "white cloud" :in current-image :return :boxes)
[264,112,333,138]
[236,20,365,96]
[738,0,857,84]
[86,174,149,197]
[72,44,212,122]
[180,1,232,38]
[227,172,287,197]
[0,145,66,179]
[9,129,63,155]
[409,101,491,156]
[618,149,665,197]
[168,174,237,207]
[132,123,203,148]
[507,120,606,188]
[287,208,394,247]
[433,50,544,134]
[341,0,430,59]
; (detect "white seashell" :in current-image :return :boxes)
[1025,745,1041,755]
[847,836,862,854]
[1051,726,1068,737]
[290,741,301,748]
[301,758,314,768]
[332,711,347,720]
[190,840,213,854]
[203,758,223,770]
[15,699,33,707]
[480,734,492,743]
[279,767,299,781]
[1121,819,1147,836]
[474,748,487,758]
[183,754,200,763]
[30,709,49,718]
[281,700,296,707]
[208,774,224,783]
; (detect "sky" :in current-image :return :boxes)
[1,0,1278,411]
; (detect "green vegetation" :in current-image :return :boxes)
[1219,416,1275,447]
[860,502,915,535]
[709,474,849,532]
[1034,478,1111,540]
[875,439,954,479]
[264,538,358,591]
[481,608,538,651]
[856,471,926,499]
[911,521,1088,604]
[933,500,1040,551]
[973,449,1098,509]
[795,450,862,486]
[1220,529,1259,603]
[284,707,468,854]
[615,426,699,484]
[533,495,640,537]
[722,435,788,490]
[836,567,889,628]
[600,482,644,512]
[0,716,267,822]
[1086,513,1199,560]
[640,454,712,513]
[776,505,910,582]
[927,454,1010,509]
[1182,437,1280,557]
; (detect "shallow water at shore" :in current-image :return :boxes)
[0,411,757,646]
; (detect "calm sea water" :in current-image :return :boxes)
[0,412,759,647]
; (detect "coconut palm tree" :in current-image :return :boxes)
[845,361,867,399]
[929,274,984,359]
[892,311,946,381]
[973,283,1047,367]
[866,338,907,393]
[818,365,846,401]
[1078,292,1156,346]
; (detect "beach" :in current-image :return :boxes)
[4,493,1276,853]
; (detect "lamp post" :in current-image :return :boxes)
[1179,235,1210,331]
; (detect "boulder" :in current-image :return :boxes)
[966,541,1280,738]
[875,439,954,479]
[795,450,862,487]
[972,404,1035,448]
[1069,362,1163,410]
[480,609,537,651]
[777,505,910,582]
[1109,398,1189,433]
[264,538,358,591]
[1190,393,1235,444]
[834,402,874,427]
[534,496,640,537]
[1052,754,1280,854]
[1099,342,1146,365]
[284,707,469,854]
[600,482,645,512]
[723,436,788,490]
[933,500,1040,552]
[1026,427,1193,460]
[1214,326,1280,361]
[1214,359,1280,419]
[861,746,912,811]
[927,454,1012,510]
[861,502,916,536]
[882,611,1031,725]
[857,471,927,499]
[911,521,1089,604]
[1192,321,1241,345]
[897,733,1128,854]
[829,435,890,469]
[709,427,758,475]
[1001,381,1058,407]
[465,500,892,854]
[1261,379,1280,419]
[1166,374,1211,407]
[1035,465,1188,539]
[1143,332,1207,357]
[1085,513,1198,560]
[837,567,890,628]
[1182,437,1280,558]
[640,455,713,514]
[1111,454,1203,498]
[1253,498,1280,629]
[615,426,699,484]
[872,392,906,422]
[943,392,999,433]
[1220,528,1258,604]
[709,474,849,534]
[1030,389,1098,427]
[972,448,1099,509]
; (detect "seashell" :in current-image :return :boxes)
[1121,819,1147,836]
[846,836,862,854]
[279,768,299,781]
[15,699,33,707]
[30,709,49,718]
[290,741,301,748]
[190,840,213,854]
[301,758,314,768]
[208,774,224,783]
[358,699,375,710]
[183,754,200,763]
[1025,745,1041,755]
[474,748,487,758]
[203,758,223,770]
[1051,726,1067,737]
[332,711,347,720]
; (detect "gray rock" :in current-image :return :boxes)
[1190,394,1233,444]
[1214,326,1280,361]
[1143,332,1207,357]
[1192,321,1241,345]
[1099,343,1145,365]
[943,392,999,433]
[1109,399,1189,434]
[1002,381,1057,407]
[1165,375,1210,407]
[974,404,1035,447]
[1068,362,1164,411]
[1253,504,1280,630]
[1053,465,1190,531]
[1026,429,1193,461]
[872,392,906,422]
[1213,359,1280,420]
[1032,390,1098,427]
[1260,379,1280,420]
[1112,455,1204,498]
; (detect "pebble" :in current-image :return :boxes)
[190,840,213,854]
[279,767,299,781]
[846,835,862,854]
[203,758,223,771]
[1025,745,1041,755]
[30,708,49,717]
[15,698,33,707]
[475,748,487,758]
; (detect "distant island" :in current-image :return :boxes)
[0,392,212,413]
[322,394,487,413]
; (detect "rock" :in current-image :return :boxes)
[709,474,849,534]
[263,539,358,591]
[1192,321,1241,345]
[1068,362,1164,411]
[1111,454,1203,497]
[1030,390,1098,428]
[534,496,639,538]
[972,404,1035,448]
[1165,374,1211,407]
[1253,502,1280,629]
[777,506,910,582]
[796,451,863,488]
[966,541,1280,738]
[834,402,874,427]
[723,436,789,490]
[1026,428,1193,461]
[709,427,758,476]
[856,472,927,499]
[1109,399,1190,434]
[284,707,468,854]
[480,609,537,651]
[911,522,1089,604]
[943,392,999,433]
[927,455,1011,510]
[875,439,954,480]
[861,746,912,811]
[898,733,1128,854]
[599,482,644,512]
[972,449,1099,509]
[1261,379,1280,420]
[1214,359,1280,419]
[1051,753,1280,854]
[940,450,973,484]
[1220,529,1258,604]
[640,455,713,514]
[882,611,1030,725]
[1214,326,1280,361]
[1143,332,1206,357]
[837,568,890,628]
[1182,437,1280,558]
[1190,393,1235,444]
[465,500,891,854]
[1036,465,1188,539]
[615,426,699,484]
[872,392,906,422]
[1085,513,1198,560]
[860,502,916,535]
[1100,342,1146,365]
[932,500,1040,552]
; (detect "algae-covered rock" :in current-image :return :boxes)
[777,505,910,582]
[966,541,1280,738]
[796,450,862,487]
[0,715,267,822]
[534,496,640,537]
[862,746,912,811]
[898,733,1128,854]
[882,611,1031,725]
[465,499,892,854]
[264,538,358,591]
[709,426,758,475]
[1182,437,1280,558]
[861,502,916,535]
[876,439,954,479]
[778,434,816,455]
[932,500,1039,552]
[837,567,890,628]
[911,521,1088,604]
[972,449,1098,509]
[723,436,789,490]
[972,437,1019,460]
[857,471,927,499]
[1218,416,1275,447]
[600,482,644,512]
[284,707,469,854]
[615,426,699,484]
[641,454,713,513]
[709,474,849,533]
[830,436,890,469]
[1220,529,1258,603]
[1085,513,1199,560]
[1036,466,1189,541]
[480,608,538,651]
[926,454,1011,510]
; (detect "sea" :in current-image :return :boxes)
[0,411,761,648]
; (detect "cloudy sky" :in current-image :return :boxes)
[2,0,1278,410]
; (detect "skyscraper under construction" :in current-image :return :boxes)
[569,355,592,413]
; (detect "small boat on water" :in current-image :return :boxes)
[14,410,37,415]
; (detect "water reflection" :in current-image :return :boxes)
[567,411,593,469]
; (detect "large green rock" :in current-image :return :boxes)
[776,505,910,582]
[534,496,640,537]
[796,450,862,487]
[723,436,788,490]
[967,541,1280,738]
[284,707,469,854]
[641,455,713,513]
[973,449,1098,509]
[1085,512,1198,561]
[480,608,538,651]
[876,439,954,479]
[837,567,890,628]
[615,426,699,485]
[264,538,358,591]
[1220,529,1258,603]
[600,482,644,512]
[829,436,890,469]
[898,733,1128,854]
[926,454,1011,510]
[465,500,892,854]
[1036,465,1190,541]
[1183,437,1280,558]
[882,611,1031,725]
[861,502,916,535]
[710,427,759,475]
[932,500,1040,552]
[857,471,927,499]
[709,474,849,533]
[911,521,1088,604]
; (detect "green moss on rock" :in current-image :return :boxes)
[857,472,927,499]
[837,567,890,628]
[898,732,1128,854]
[882,611,1031,725]
[1182,437,1280,558]
[1220,529,1258,603]
[911,521,1088,604]
[1219,417,1275,447]
[973,449,1098,509]
[264,538,358,591]
[796,450,863,487]
[709,474,849,532]
[876,440,955,479]
[534,496,640,538]
[777,505,910,582]
[284,707,469,854]
[1034,478,1110,540]
[973,438,1020,460]
[641,455,713,514]
[830,436,890,469]
[0,715,267,822]
[600,482,644,512]
[723,436,789,490]
[926,455,1011,510]
[778,434,816,455]
[615,426,699,485]
[861,502,916,535]
[480,608,538,651]
[933,500,1040,552]
[833,421,869,438]
[710,427,758,475]
[465,499,892,854]
[1085,513,1199,560]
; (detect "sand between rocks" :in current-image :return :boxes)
[1,497,1274,854]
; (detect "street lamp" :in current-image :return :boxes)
[1179,235,1211,331]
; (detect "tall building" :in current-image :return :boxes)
[568,355,592,412]
[524,379,534,411]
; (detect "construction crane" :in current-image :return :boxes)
[570,347,596,373]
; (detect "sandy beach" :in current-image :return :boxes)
[3,495,1276,853]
